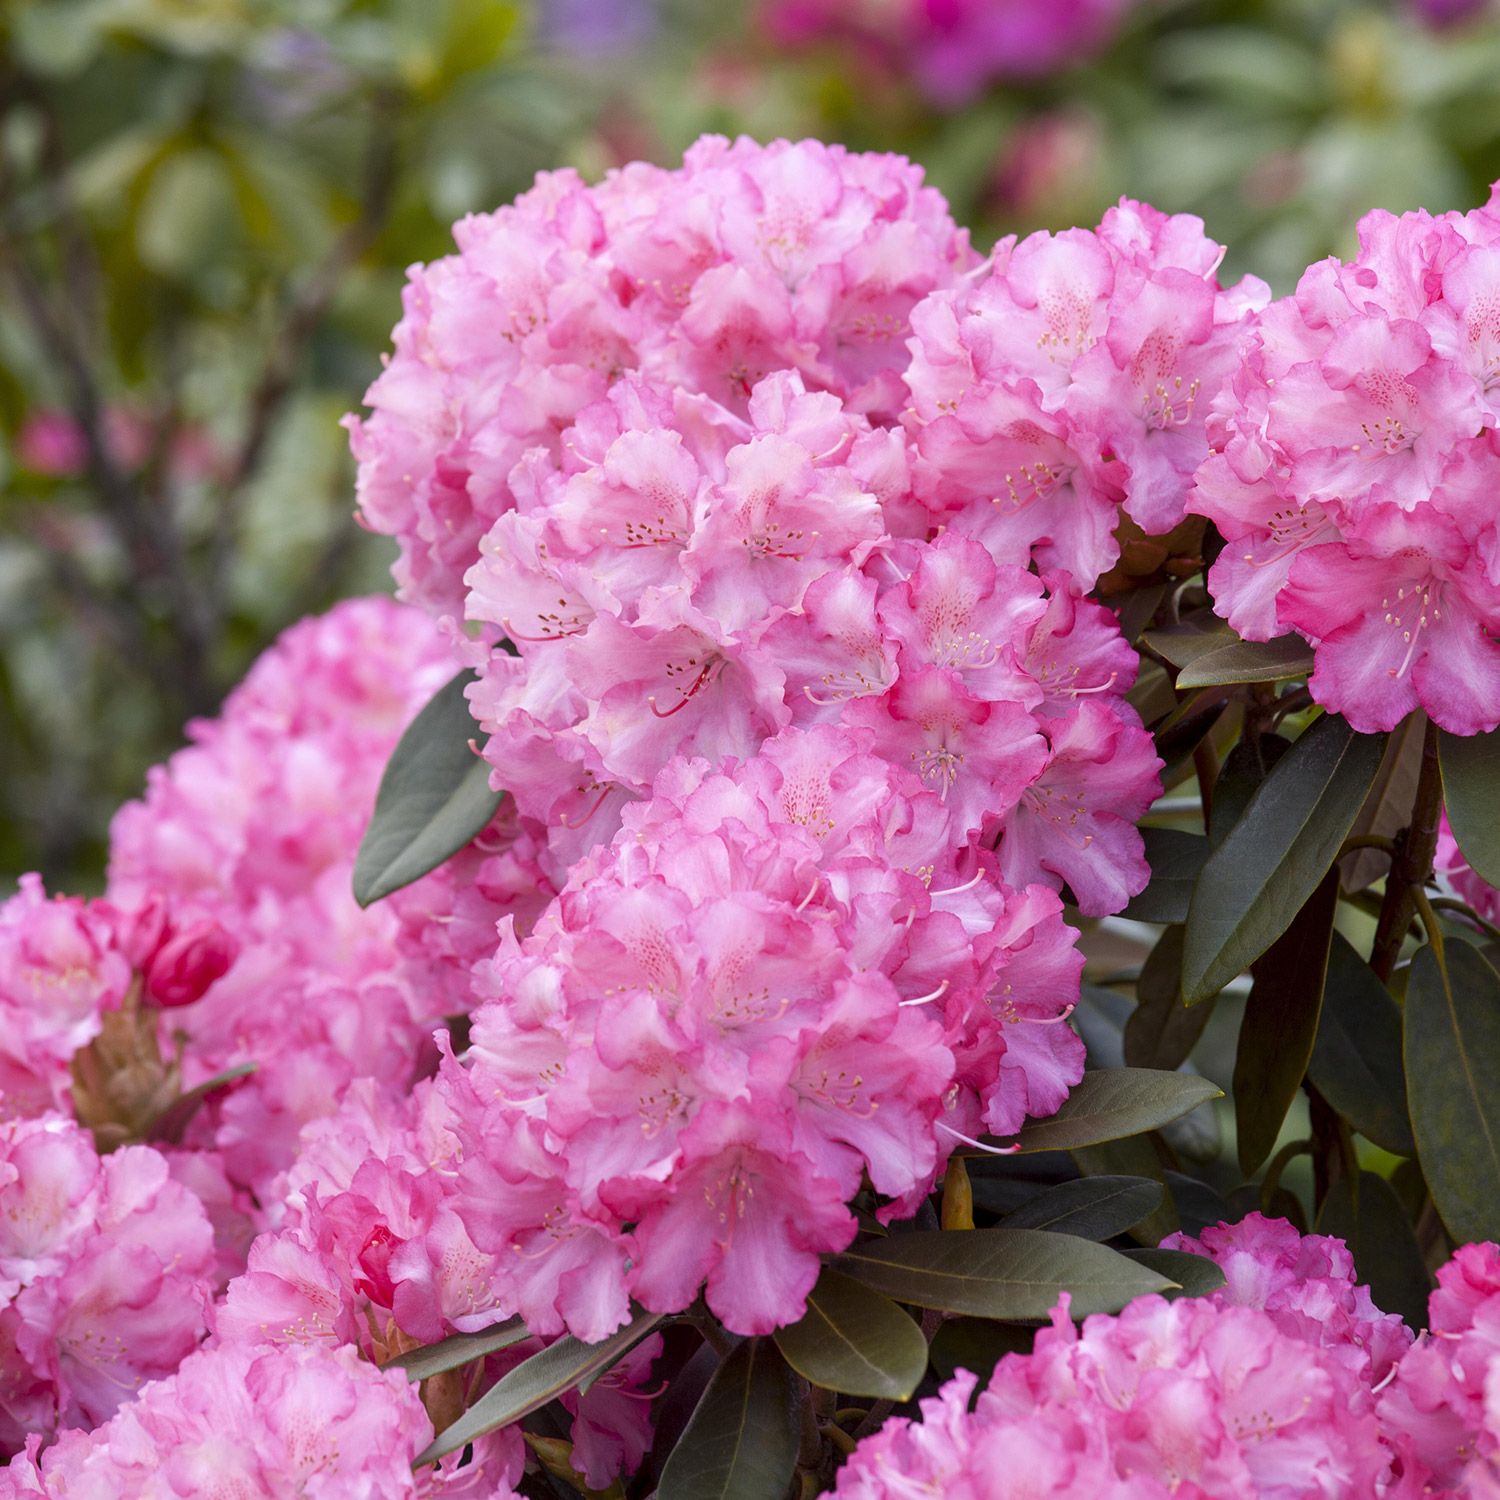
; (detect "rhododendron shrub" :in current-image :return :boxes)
[14,140,1500,1500]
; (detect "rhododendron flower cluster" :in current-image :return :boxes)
[831,1215,1414,1500]
[903,203,1270,579]
[0,1115,215,1455]
[831,1292,1397,1498]
[436,724,1086,1340]
[104,597,534,1202]
[346,136,975,620]
[0,1340,519,1499]
[1190,187,1500,735]
[465,367,1161,915]
[762,0,1141,105]
[1377,1241,1500,1494]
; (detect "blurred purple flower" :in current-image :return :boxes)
[1408,0,1491,24]
[538,0,655,54]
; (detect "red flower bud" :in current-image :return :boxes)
[143,919,239,1008]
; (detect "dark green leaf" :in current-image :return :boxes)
[1315,1172,1431,1331]
[1070,1137,1178,1245]
[656,1337,800,1500]
[415,1310,664,1465]
[992,1069,1223,1154]
[1144,612,1237,667]
[772,1268,926,1401]
[1127,661,1178,728]
[1307,933,1415,1157]
[1182,714,1386,1003]
[353,670,503,907]
[832,1228,1174,1319]
[927,1318,1034,1382]
[1174,634,1315,689]
[1404,942,1500,1244]
[144,1062,257,1145]
[1119,1247,1228,1300]
[1125,926,1218,1071]
[997,1175,1163,1240]
[1121,831,1209,924]
[387,1315,529,1383]
[1233,869,1339,1176]
[1112,582,1168,645]
[1153,690,1232,773]
[1164,1170,1232,1238]
[1209,734,1291,851]
[1439,727,1500,889]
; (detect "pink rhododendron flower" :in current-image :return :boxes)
[347,136,974,619]
[440,725,1085,1339]
[831,1289,1398,1498]
[0,1338,520,1498]
[0,878,130,1120]
[1378,1241,1500,1493]
[762,0,1141,106]
[0,1115,215,1455]
[1190,187,1500,735]
[1436,809,1500,925]
[464,372,1159,914]
[1164,1212,1413,1383]
[904,202,1270,574]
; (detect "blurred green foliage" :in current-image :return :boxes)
[3,0,1499,891]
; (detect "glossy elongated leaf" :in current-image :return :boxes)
[1343,715,1426,892]
[832,1228,1174,1319]
[772,1268,926,1400]
[1440,727,1500,889]
[1070,1137,1178,1245]
[1174,634,1315,689]
[1234,869,1339,1176]
[1125,926,1217,1072]
[997,1175,1163,1241]
[415,1310,664,1465]
[1315,1172,1431,1331]
[1404,943,1500,1245]
[993,1069,1222,1154]
[1119,1247,1228,1300]
[1144,613,1237,668]
[656,1337,800,1500]
[1307,932,1415,1156]
[928,1317,1035,1381]
[353,670,502,907]
[144,1062,257,1145]
[387,1315,529,1383]
[1122,830,1209,923]
[1182,714,1386,1003]
[1209,734,1291,851]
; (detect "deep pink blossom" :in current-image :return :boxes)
[441,727,1085,1339]
[1190,189,1500,735]
[0,878,130,1120]
[831,1290,1398,1498]
[347,137,973,619]
[905,202,1269,579]
[0,1115,215,1455]
[0,1338,517,1499]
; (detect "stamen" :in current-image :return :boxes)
[900,979,949,1007]
[932,869,985,897]
[937,1122,1020,1155]
[559,786,611,828]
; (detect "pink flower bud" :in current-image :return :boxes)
[143,919,239,1008]
[104,892,172,971]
